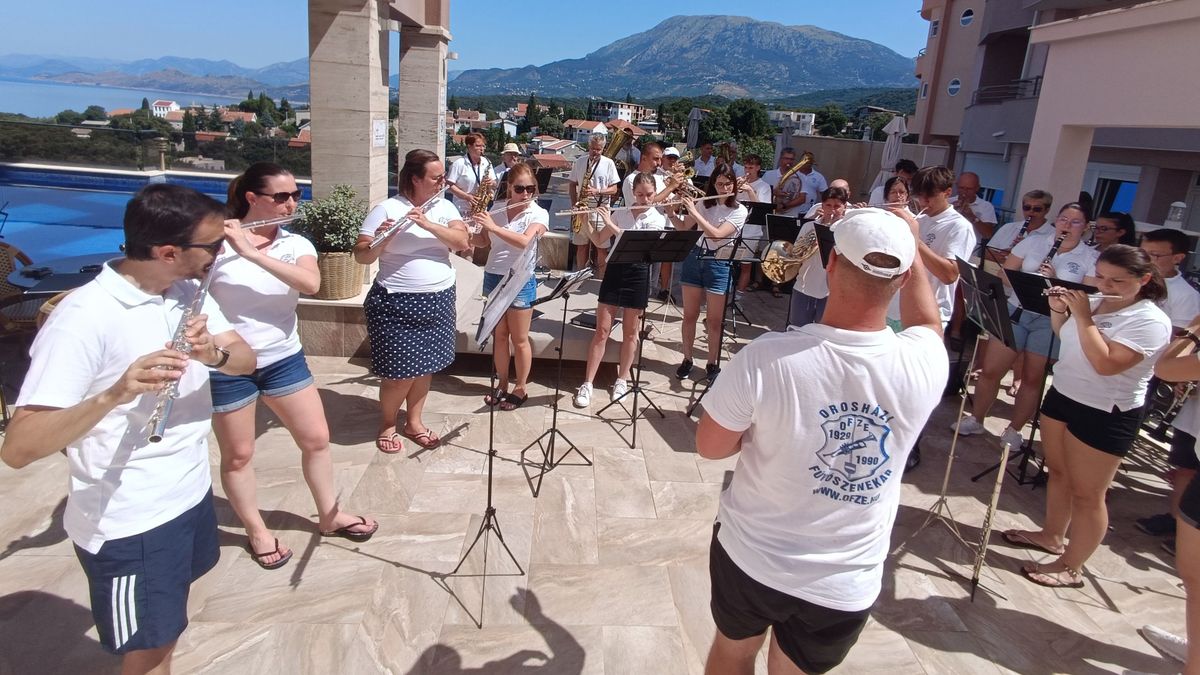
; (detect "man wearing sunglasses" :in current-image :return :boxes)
[1,184,254,674]
[987,190,1054,264]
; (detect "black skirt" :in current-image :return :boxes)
[364,283,456,379]
[598,262,650,309]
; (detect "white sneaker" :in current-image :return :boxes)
[1001,426,1024,450]
[611,378,629,402]
[1140,624,1186,663]
[951,415,986,436]
[573,382,592,408]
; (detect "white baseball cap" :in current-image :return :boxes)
[663,146,680,158]
[831,208,915,279]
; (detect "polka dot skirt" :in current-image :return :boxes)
[364,284,457,379]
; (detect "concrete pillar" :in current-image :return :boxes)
[308,0,391,205]
[1131,165,1160,221]
[395,26,450,161]
[1020,123,1093,215]
[1003,144,1027,213]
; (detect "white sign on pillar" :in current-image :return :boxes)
[372,119,387,149]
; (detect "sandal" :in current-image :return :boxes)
[375,431,402,454]
[321,515,379,543]
[402,427,441,449]
[1021,563,1083,589]
[247,538,293,570]
[483,388,508,407]
[498,391,528,411]
[1001,529,1065,556]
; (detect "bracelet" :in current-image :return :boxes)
[1183,330,1200,350]
[206,346,230,369]
[1049,307,1066,314]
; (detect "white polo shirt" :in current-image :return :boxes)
[612,207,667,233]
[704,323,946,611]
[793,221,829,299]
[1011,236,1099,283]
[1163,274,1200,328]
[1052,298,1171,411]
[955,196,997,225]
[209,230,316,368]
[887,207,976,326]
[16,262,233,553]
[446,156,495,215]
[483,202,549,276]
[745,178,772,204]
[694,155,716,178]
[797,169,829,213]
[621,171,667,208]
[360,196,463,293]
[569,154,620,231]
[989,220,1053,251]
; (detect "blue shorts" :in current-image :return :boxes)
[1010,308,1059,359]
[74,490,218,654]
[209,349,314,412]
[680,248,732,295]
[482,271,538,310]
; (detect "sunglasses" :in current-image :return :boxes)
[179,237,226,255]
[254,190,303,204]
[510,185,537,194]
[1021,204,1045,212]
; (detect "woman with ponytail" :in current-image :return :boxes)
[213,162,377,569]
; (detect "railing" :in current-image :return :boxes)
[970,76,1043,105]
[917,48,927,58]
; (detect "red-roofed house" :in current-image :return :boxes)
[513,102,550,119]
[195,131,230,143]
[531,154,572,171]
[151,100,180,118]
[604,119,649,138]
[108,108,136,117]
[288,127,311,148]
[563,119,607,144]
[455,108,484,122]
[220,110,258,125]
[164,110,187,130]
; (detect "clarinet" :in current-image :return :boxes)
[146,269,217,443]
[1012,217,1031,247]
[1040,232,1068,276]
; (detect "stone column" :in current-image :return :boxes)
[308,0,391,205]
[395,26,451,162]
[1020,123,1094,215]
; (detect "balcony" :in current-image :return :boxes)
[971,76,1042,105]
[914,48,927,78]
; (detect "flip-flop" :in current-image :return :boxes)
[375,431,403,454]
[320,515,379,543]
[247,538,293,570]
[498,392,528,411]
[1001,529,1065,556]
[1021,563,1083,589]
[402,427,440,449]
[483,388,507,406]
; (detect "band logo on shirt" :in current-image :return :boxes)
[810,402,896,505]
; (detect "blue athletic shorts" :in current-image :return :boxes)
[680,248,732,295]
[74,490,218,654]
[209,349,314,412]
[482,271,538,309]
[1009,308,1059,359]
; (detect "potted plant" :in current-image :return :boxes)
[292,184,368,300]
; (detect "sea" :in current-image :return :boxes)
[0,78,241,117]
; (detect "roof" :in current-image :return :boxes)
[563,119,604,131]
[108,108,136,117]
[533,135,559,141]
[287,127,311,148]
[151,100,176,107]
[542,140,576,151]
[531,154,572,170]
[164,111,186,122]
[195,131,230,142]
[604,119,649,137]
[220,111,257,123]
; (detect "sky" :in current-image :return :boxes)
[1,1,927,71]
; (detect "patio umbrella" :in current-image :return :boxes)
[870,115,908,194]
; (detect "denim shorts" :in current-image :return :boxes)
[680,247,732,295]
[483,271,538,309]
[1010,308,1059,359]
[209,349,314,412]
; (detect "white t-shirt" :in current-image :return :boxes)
[732,162,746,178]
[744,178,772,204]
[360,196,463,293]
[1011,237,1099,282]
[621,171,667,208]
[209,229,316,368]
[446,156,495,214]
[694,155,716,178]
[1163,274,1200,328]
[887,207,977,326]
[483,202,548,276]
[16,262,234,554]
[955,196,997,225]
[989,219,1053,251]
[774,172,805,218]
[704,324,947,611]
[794,221,829,299]
[1052,299,1171,411]
[797,169,829,213]
[696,201,748,256]
[569,154,620,230]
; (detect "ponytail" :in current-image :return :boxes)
[226,162,291,219]
[1098,244,1166,302]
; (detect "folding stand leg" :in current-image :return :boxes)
[598,305,666,449]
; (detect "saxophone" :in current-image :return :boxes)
[570,128,630,233]
[146,269,216,443]
[467,175,495,233]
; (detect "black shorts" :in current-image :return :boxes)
[1180,472,1200,528]
[708,524,871,674]
[1040,386,1145,458]
[1169,429,1200,471]
[598,262,650,310]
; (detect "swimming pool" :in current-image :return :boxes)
[0,166,311,262]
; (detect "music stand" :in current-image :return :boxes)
[765,214,801,245]
[893,259,1014,591]
[596,229,701,448]
[741,201,773,227]
[520,268,594,497]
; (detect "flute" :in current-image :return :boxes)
[239,214,300,230]
[146,268,217,443]
[1042,288,1122,299]
[367,188,449,249]
[555,192,734,216]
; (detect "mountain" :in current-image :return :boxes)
[0,53,309,89]
[44,68,309,101]
[448,15,915,98]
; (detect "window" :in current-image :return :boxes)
[947,79,962,96]
[961,9,975,26]
[921,83,930,99]
[930,20,940,38]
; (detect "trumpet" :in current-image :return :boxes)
[367,188,449,249]
[146,268,216,443]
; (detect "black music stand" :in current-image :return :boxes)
[741,201,773,227]
[597,229,701,448]
[520,268,594,497]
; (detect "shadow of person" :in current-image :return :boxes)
[406,589,586,675]
[0,590,119,674]
[0,496,67,561]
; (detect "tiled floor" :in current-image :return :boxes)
[0,290,1187,674]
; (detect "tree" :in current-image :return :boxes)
[181,110,197,134]
[457,124,470,135]
[55,109,84,125]
[448,95,459,112]
[624,92,633,103]
[697,108,732,146]
[243,121,266,138]
[207,107,223,132]
[726,98,771,141]
[538,116,564,138]
[525,93,541,129]
[83,105,107,121]
[738,137,776,170]
[562,105,585,122]
[483,125,508,153]
[279,97,292,120]
[814,104,848,137]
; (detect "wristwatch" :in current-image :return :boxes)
[1183,330,1200,350]
[207,345,231,369]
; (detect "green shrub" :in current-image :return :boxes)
[292,184,367,252]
